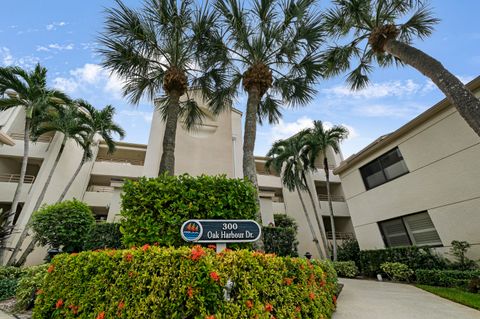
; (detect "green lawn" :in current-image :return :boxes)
[416,285,480,310]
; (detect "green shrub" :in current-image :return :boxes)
[333,261,358,278]
[83,222,122,251]
[31,200,96,253]
[0,266,24,280]
[0,279,18,301]
[449,240,478,270]
[120,174,258,247]
[15,264,49,311]
[360,246,447,277]
[263,214,299,257]
[468,278,480,294]
[337,238,360,267]
[415,269,480,288]
[34,246,338,318]
[380,262,414,282]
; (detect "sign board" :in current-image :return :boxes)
[181,219,261,243]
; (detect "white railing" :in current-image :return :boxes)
[0,173,35,184]
[87,185,114,193]
[318,194,345,202]
[95,157,144,166]
[9,133,52,143]
[326,231,354,240]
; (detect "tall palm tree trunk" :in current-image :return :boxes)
[7,136,67,265]
[324,156,337,261]
[243,88,260,187]
[384,39,480,136]
[57,153,86,203]
[302,173,329,259]
[159,92,181,176]
[7,118,31,226]
[296,186,323,258]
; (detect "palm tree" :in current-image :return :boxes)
[57,100,125,203]
[322,0,480,136]
[0,64,70,229]
[266,133,325,258]
[99,0,230,176]
[303,121,348,261]
[212,0,325,187]
[8,104,89,265]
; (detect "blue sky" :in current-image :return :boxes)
[1,0,479,158]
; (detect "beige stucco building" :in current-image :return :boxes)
[334,76,480,260]
[0,92,352,265]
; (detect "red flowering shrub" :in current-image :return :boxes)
[33,247,337,318]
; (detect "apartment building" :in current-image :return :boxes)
[334,76,480,260]
[0,92,352,265]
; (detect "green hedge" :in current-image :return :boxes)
[416,269,480,288]
[263,214,299,257]
[15,264,49,311]
[360,246,446,277]
[84,222,122,251]
[0,279,17,301]
[120,174,258,247]
[34,246,337,318]
[332,261,358,278]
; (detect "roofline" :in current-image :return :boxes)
[0,130,15,146]
[334,76,480,175]
[99,140,147,149]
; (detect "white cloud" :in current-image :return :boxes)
[353,103,426,118]
[322,79,434,99]
[46,22,67,31]
[119,110,153,123]
[70,63,103,83]
[52,77,79,93]
[0,47,14,66]
[37,43,74,52]
[0,47,39,68]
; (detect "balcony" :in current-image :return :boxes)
[0,174,33,202]
[83,185,114,207]
[91,158,144,178]
[318,194,345,202]
[318,194,349,217]
[9,133,53,143]
[257,174,282,188]
[0,173,35,184]
[96,157,144,166]
[326,231,355,240]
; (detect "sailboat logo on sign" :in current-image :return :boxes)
[181,220,202,241]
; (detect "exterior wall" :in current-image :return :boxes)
[338,102,480,259]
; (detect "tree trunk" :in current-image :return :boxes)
[296,186,323,258]
[8,118,30,226]
[302,173,329,259]
[243,88,260,187]
[159,91,181,176]
[324,156,337,261]
[384,39,480,136]
[57,152,86,203]
[7,136,67,265]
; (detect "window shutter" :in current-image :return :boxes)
[380,219,411,247]
[404,212,442,246]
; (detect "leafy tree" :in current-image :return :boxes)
[99,0,229,175]
[57,100,125,202]
[30,200,95,253]
[212,0,324,188]
[322,0,480,136]
[8,104,90,265]
[266,133,325,258]
[303,121,348,261]
[0,64,69,236]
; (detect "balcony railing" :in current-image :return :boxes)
[96,157,144,166]
[0,173,35,184]
[326,231,354,240]
[87,185,114,193]
[318,194,345,202]
[9,133,52,143]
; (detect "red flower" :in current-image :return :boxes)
[36,289,44,295]
[68,304,79,315]
[210,271,220,282]
[191,245,206,261]
[187,286,194,298]
[246,300,253,309]
[283,278,293,286]
[70,253,78,256]
[265,303,273,312]
[206,316,215,319]
[125,253,133,262]
[118,300,125,310]
[208,244,216,250]
[295,306,301,312]
[333,295,337,305]
[56,299,64,309]
[97,311,105,319]
[48,264,55,273]
[142,244,150,252]
[309,292,315,300]
[320,280,326,287]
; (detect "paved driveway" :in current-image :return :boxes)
[334,278,480,319]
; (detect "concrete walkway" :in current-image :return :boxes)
[334,278,480,319]
[0,311,14,319]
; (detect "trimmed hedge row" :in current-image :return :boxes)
[332,261,358,278]
[360,246,446,277]
[120,175,258,247]
[34,246,337,318]
[416,269,480,288]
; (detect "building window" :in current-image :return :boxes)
[360,147,409,190]
[379,212,442,248]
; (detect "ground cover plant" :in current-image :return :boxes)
[33,246,338,318]
[416,285,480,310]
[120,174,258,247]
